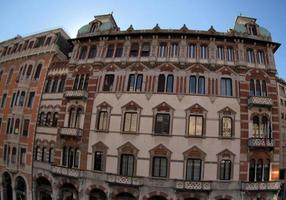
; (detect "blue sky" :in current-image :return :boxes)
[0,0,285,78]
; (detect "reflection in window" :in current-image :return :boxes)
[103,75,114,91]
[120,154,134,176]
[152,156,167,177]
[186,159,201,181]
[123,112,137,132]
[222,117,232,137]
[189,115,203,136]
[154,113,170,135]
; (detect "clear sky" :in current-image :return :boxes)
[0,0,285,78]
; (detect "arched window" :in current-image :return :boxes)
[249,159,256,182]
[250,79,255,96]
[157,74,165,93]
[68,147,74,168]
[198,76,205,94]
[253,116,260,137]
[68,108,76,128]
[38,112,45,126]
[166,75,174,93]
[262,116,268,137]
[51,79,58,93]
[189,76,196,94]
[26,65,33,79]
[2,172,13,200]
[19,91,26,106]
[256,80,261,96]
[41,147,46,162]
[44,79,51,93]
[15,176,26,200]
[89,189,107,200]
[256,159,263,181]
[263,159,270,181]
[62,146,67,166]
[262,80,267,96]
[48,148,54,163]
[75,108,82,128]
[45,112,52,126]
[52,112,59,127]
[73,75,79,90]
[34,64,42,80]
[74,148,80,168]
[78,74,85,90]
[6,68,13,84]
[83,75,89,90]
[58,78,65,92]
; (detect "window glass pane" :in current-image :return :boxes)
[160,157,167,177]
[127,74,135,91]
[249,159,256,182]
[193,159,201,181]
[262,80,267,96]
[98,111,108,131]
[189,76,196,94]
[256,159,263,181]
[222,117,232,137]
[106,45,114,58]
[124,112,137,132]
[141,43,150,57]
[157,74,165,92]
[103,75,114,91]
[198,76,205,94]
[263,159,270,181]
[155,114,170,134]
[250,79,255,96]
[256,80,261,96]
[94,151,103,171]
[115,44,123,57]
[188,44,196,58]
[88,46,97,58]
[189,116,196,136]
[196,116,203,136]
[135,74,143,92]
[153,157,160,177]
[166,75,173,93]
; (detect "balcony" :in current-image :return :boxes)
[248,96,272,108]
[64,90,88,99]
[242,181,281,191]
[51,165,81,178]
[248,138,274,149]
[107,175,143,186]
[175,180,212,191]
[59,127,83,137]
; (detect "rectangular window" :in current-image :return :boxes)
[79,46,87,60]
[19,148,26,165]
[102,75,114,91]
[222,117,232,137]
[189,115,203,136]
[226,47,234,62]
[45,37,52,46]
[200,45,207,59]
[27,92,35,108]
[106,44,114,58]
[10,93,16,108]
[3,144,7,162]
[6,118,11,134]
[152,156,167,177]
[220,160,231,180]
[88,45,97,59]
[22,119,29,136]
[94,151,103,171]
[97,111,108,131]
[130,43,139,57]
[115,44,123,57]
[127,74,143,92]
[220,78,232,96]
[1,93,7,108]
[159,43,167,57]
[154,113,170,135]
[170,43,179,57]
[217,46,224,60]
[28,41,34,49]
[34,36,46,48]
[141,43,150,57]
[257,50,265,64]
[186,159,201,181]
[123,112,138,132]
[247,49,255,63]
[120,154,134,176]
[188,44,196,58]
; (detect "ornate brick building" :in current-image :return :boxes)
[1,14,282,200]
[0,29,70,199]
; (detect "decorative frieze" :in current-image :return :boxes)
[64,90,88,99]
[248,96,273,107]
[59,127,83,137]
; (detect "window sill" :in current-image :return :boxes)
[185,135,205,139]
[218,136,234,140]
[121,131,138,135]
[152,133,171,137]
[95,129,109,133]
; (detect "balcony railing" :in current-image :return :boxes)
[64,90,88,99]
[59,127,83,137]
[107,175,143,186]
[175,181,212,191]
[248,96,272,107]
[51,166,81,178]
[242,181,281,191]
[248,138,274,149]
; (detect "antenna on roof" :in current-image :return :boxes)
[240,13,242,16]
[111,11,113,15]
